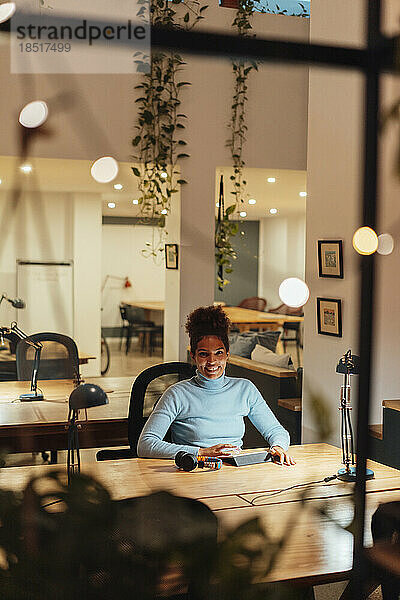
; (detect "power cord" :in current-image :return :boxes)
[249,474,338,505]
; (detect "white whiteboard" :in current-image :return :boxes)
[17,261,74,336]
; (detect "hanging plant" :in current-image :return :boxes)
[216,175,239,290]
[132,0,207,258]
[227,0,257,209]
[217,0,256,288]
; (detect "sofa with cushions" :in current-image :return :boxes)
[226,330,301,446]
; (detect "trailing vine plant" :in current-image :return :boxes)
[132,0,207,257]
[216,0,256,289]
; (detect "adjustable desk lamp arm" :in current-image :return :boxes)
[10,322,43,400]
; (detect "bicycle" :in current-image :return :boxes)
[101,331,110,375]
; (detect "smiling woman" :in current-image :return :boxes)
[137,305,295,465]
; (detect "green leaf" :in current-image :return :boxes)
[131,167,141,177]
[177,153,190,158]
[132,136,141,146]
[183,12,190,22]
[177,81,191,87]
[177,179,187,184]
[225,205,236,216]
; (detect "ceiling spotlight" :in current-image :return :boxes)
[240,211,247,218]
[91,156,118,183]
[20,164,32,174]
[0,2,16,24]
[377,233,394,256]
[299,191,307,197]
[19,100,48,128]
[249,199,256,205]
[267,177,276,183]
[269,208,278,215]
[160,171,168,179]
[0,179,2,185]
[161,208,168,215]
[132,199,139,205]
[113,183,123,190]
[279,277,310,308]
[352,226,378,255]
[107,202,116,209]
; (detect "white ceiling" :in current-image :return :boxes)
[0,156,306,219]
[216,166,306,219]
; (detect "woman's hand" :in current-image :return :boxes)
[198,444,239,458]
[270,446,296,466]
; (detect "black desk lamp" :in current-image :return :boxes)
[336,350,374,482]
[67,383,109,484]
[10,322,44,401]
[0,293,25,310]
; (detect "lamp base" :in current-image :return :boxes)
[337,466,374,482]
[19,392,44,401]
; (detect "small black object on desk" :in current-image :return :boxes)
[223,450,271,466]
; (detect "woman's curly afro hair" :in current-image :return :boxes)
[185,305,231,355]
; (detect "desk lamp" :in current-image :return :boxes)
[10,322,44,401]
[67,383,109,484]
[336,350,374,482]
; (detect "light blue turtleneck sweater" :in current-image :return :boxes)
[137,371,290,459]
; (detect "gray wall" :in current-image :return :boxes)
[215,220,260,307]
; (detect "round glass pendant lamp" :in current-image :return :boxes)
[279,277,310,308]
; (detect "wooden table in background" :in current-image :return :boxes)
[0,349,95,367]
[0,377,132,453]
[0,444,398,587]
[127,300,164,322]
[223,306,304,333]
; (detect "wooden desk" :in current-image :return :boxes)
[0,444,398,586]
[223,306,303,333]
[0,349,95,365]
[0,376,133,453]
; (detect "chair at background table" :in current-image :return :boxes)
[120,304,162,355]
[96,361,195,461]
[16,332,81,464]
[16,332,80,381]
[269,303,304,365]
[238,297,267,311]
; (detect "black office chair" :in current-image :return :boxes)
[120,304,162,355]
[96,361,195,461]
[16,332,80,381]
[16,332,80,464]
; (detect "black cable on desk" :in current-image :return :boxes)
[249,474,338,505]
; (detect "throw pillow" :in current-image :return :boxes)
[233,330,280,353]
[255,330,281,353]
[230,335,257,359]
[251,344,294,369]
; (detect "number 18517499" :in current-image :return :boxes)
[19,42,71,52]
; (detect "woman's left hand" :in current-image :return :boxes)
[270,446,296,466]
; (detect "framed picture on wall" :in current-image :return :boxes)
[317,298,342,337]
[165,244,179,269]
[317,240,343,278]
